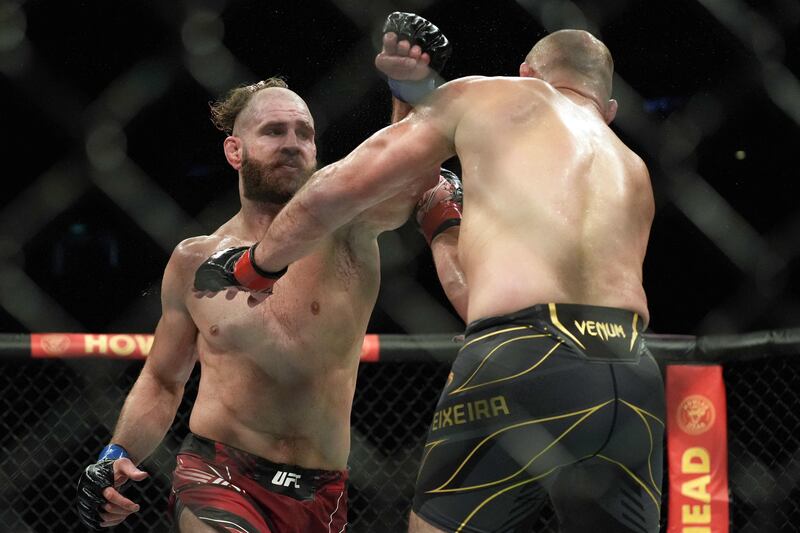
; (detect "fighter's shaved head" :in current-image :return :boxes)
[210,77,311,135]
[525,29,614,103]
[232,87,313,137]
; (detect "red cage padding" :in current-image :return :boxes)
[0,332,459,363]
[667,365,730,533]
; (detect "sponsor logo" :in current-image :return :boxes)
[40,334,71,355]
[84,334,154,356]
[573,320,626,341]
[677,395,716,435]
[271,471,301,488]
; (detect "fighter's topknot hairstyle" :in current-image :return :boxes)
[209,77,289,135]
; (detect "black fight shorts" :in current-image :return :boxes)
[412,303,665,533]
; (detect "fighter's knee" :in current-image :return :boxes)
[178,507,218,533]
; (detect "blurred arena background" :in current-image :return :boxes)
[1,0,798,531]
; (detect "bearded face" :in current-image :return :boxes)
[240,145,316,204]
[230,88,318,204]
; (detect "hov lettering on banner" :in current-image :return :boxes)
[29,333,386,361]
[31,333,154,358]
[666,365,729,533]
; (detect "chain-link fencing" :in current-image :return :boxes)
[2,0,799,532]
[2,331,799,532]
[1,360,451,533]
[724,357,800,533]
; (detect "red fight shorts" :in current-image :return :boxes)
[169,433,348,532]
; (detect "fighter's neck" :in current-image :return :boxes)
[236,198,286,241]
[553,85,604,117]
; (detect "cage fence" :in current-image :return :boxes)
[1,331,799,532]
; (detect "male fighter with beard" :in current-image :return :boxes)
[196,28,665,533]
[75,46,460,533]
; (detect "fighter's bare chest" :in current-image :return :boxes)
[188,244,379,354]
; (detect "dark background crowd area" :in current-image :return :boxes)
[1,2,800,532]
[1,0,798,337]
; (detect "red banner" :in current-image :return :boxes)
[666,365,729,533]
[29,333,384,362]
[31,333,153,359]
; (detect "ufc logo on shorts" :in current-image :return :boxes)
[271,470,301,488]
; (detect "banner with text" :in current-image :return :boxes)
[666,364,729,533]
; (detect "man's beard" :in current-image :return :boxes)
[240,154,316,204]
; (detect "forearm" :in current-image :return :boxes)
[430,227,468,321]
[256,127,437,271]
[252,105,451,273]
[110,371,185,464]
[255,161,357,271]
[258,79,413,264]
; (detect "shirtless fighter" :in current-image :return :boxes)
[195,28,665,533]
[75,16,457,531]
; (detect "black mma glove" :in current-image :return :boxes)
[77,459,115,530]
[78,443,130,530]
[194,243,287,294]
[383,12,451,72]
[382,12,452,104]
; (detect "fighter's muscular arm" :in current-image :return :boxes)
[396,117,468,321]
[78,241,199,529]
[343,33,443,237]
[377,23,469,321]
[111,241,199,462]
[362,95,469,321]
[253,83,467,273]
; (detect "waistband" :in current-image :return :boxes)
[465,303,646,361]
[179,433,347,498]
